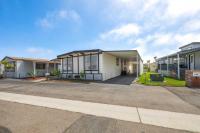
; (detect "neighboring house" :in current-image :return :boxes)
[0,63,4,75]
[156,42,200,79]
[149,62,157,72]
[1,56,60,78]
[57,49,143,81]
[50,58,62,71]
[144,62,157,72]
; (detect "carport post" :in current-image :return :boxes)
[160,61,161,73]
[167,56,169,76]
[177,53,180,79]
[136,54,139,78]
[46,63,49,73]
[33,62,36,76]
[54,63,56,70]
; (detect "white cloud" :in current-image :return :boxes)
[70,0,200,63]
[165,0,200,18]
[38,18,52,28]
[143,0,160,12]
[100,23,141,40]
[37,9,81,29]
[26,47,52,54]
[93,0,200,62]
[152,34,173,46]
[182,19,200,32]
[174,33,200,46]
[132,32,200,62]
[58,10,80,22]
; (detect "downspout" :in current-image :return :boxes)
[177,53,180,79]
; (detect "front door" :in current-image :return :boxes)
[132,64,137,74]
[189,54,194,70]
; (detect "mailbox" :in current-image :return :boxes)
[186,70,200,88]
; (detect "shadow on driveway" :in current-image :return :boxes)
[100,75,136,85]
[0,126,12,133]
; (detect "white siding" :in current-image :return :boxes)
[73,57,78,73]
[79,56,84,73]
[0,64,4,74]
[140,59,143,75]
[195,51,200,70]
[101,53,121,81]
[16,61,33,78]
[99,54,103,74]
[181,44,200,51]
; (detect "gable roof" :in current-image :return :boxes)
[57,49,103,58]
[2,56,60,63]
[57,49,142,61]
[179,42,200,49]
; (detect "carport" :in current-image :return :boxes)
[104,50,143,77]
[102,50,143,85]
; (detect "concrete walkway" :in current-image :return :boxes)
[0,92,199,133]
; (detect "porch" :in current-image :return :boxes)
[31,61,59,77]
[157,51,197,80]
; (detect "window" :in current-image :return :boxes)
[63,58,67,71]
[62,57,73,71]
[85,54,98,70]
[91,55,98,70]
[5,61,15,72]
[36,63,45,69]
[124,60,127,65]
[67,57,73,71]
[85,55,91,70]
[190,55,194,63]
[116,58,119,66]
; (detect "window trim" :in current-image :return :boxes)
[63,57,73,73]
[84,53,99,71]
[116,58,119,66]
[5,61,16,72]
[36,63,46,70]
[67,57,73,71]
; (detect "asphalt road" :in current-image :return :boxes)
[0,79,200,115]
[0,100,192,133]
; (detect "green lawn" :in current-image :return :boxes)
[138,72,186,87]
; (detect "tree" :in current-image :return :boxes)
[0,60,14,69]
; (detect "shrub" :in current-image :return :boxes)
[0,74,3,79]
[27,71,35,78]
[50,69,60,76]
[80,71,85,79]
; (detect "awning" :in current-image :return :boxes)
[104,50,140,61]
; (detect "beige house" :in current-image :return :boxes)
[0,63,4,75]
[1,56,60,78]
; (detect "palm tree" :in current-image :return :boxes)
[0,60,14,69]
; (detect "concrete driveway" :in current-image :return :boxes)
[0,79,200,133]
[0,79,200,115]
[101,75,136,85]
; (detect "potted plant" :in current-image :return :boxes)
[80,71,85,79]
[0,74,3,79]
[27,71,35,79]
[49,69,61,80]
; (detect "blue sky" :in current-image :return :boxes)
[1,0,200,62]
